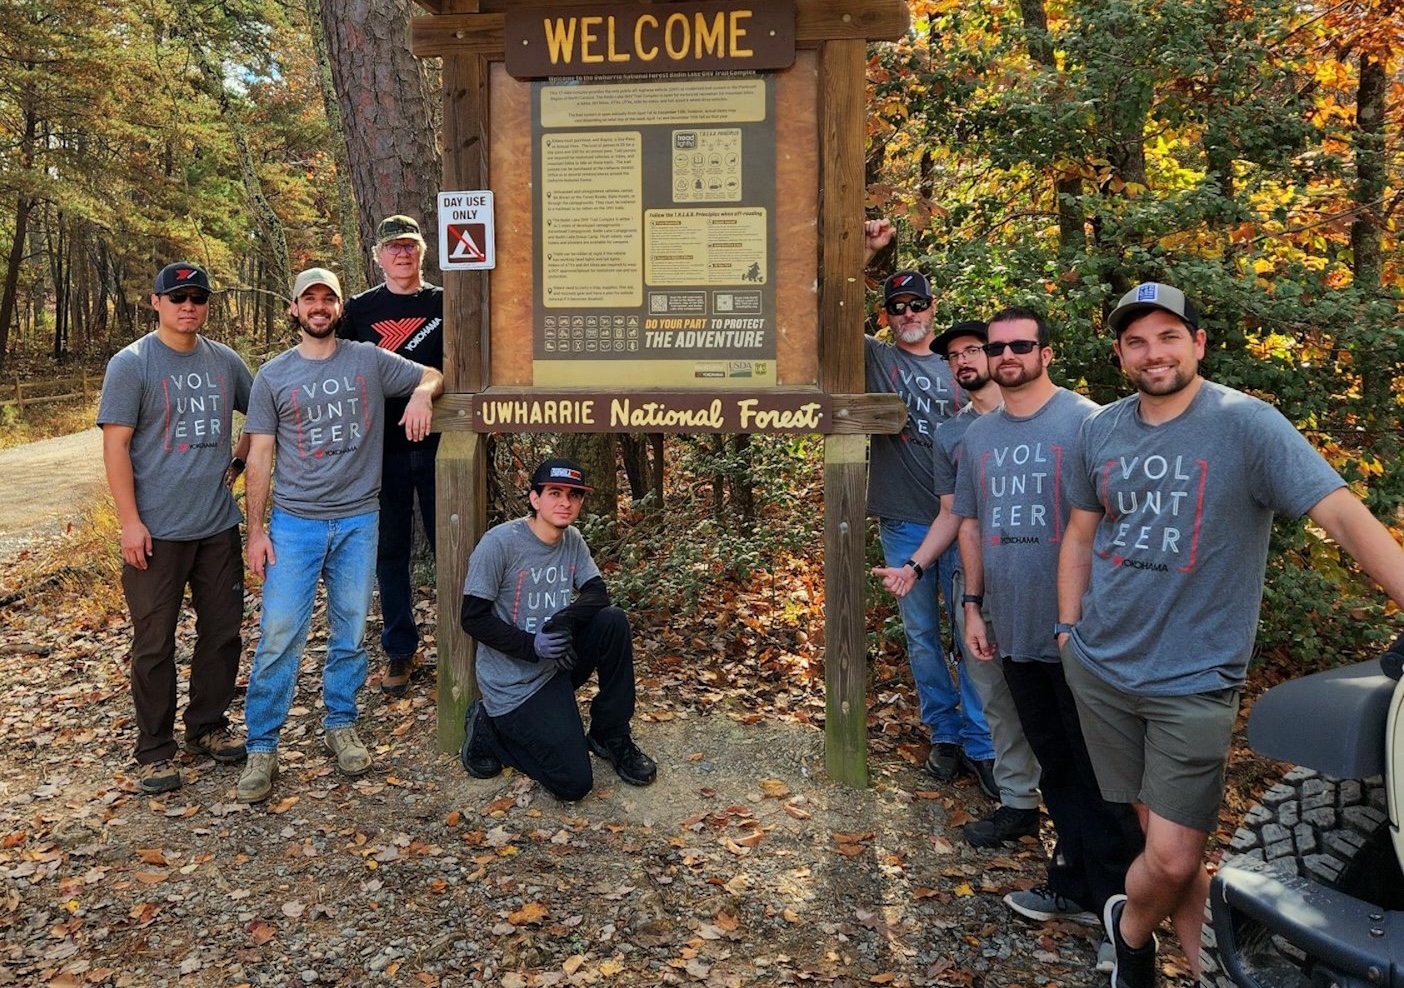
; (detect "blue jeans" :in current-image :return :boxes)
[245,508,378,754]
[377,447,437,658]
[879,518,994,760]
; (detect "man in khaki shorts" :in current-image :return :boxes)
[1057,282,1404,987]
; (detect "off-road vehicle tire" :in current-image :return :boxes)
[1200,766,1402,988]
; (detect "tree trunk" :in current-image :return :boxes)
[1352,50,1392,466]
[304,0,368,293]
[318,0,442,272]
[560,434,619,522]
[1017,0,1085,254]
[0,98,37,372]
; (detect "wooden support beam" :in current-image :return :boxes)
[818,38,869,787]
[410,0,909,59]
[435,48,490,755]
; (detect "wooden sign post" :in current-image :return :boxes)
[410,0,909,786]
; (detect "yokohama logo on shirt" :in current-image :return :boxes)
[372,317,441,354]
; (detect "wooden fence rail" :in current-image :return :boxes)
[1,371,94,408]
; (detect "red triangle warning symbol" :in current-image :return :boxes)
[448,223,487,262]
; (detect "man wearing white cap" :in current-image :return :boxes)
[236,267,444,803]
[1057,282,1404,986]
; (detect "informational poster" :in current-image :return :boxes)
[532,74,776,387]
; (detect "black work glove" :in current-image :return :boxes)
[541,614,578,673]
[533,630,571,662]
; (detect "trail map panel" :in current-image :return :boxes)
[532,74,777,387]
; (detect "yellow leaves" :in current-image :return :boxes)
[507,900,548,926]
[757,778,790,798]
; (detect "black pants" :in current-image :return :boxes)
[483,606,636,801]
[121,526,244,763]
[1003,657,1144,912]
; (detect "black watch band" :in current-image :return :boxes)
[903,559,923,580]
[230,456,245,472]
[962,594,983,607]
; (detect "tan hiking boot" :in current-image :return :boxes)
[380,655,412,697]
[185,726,247,763]
[136,759,182,795]
[325,725,372,776]
[236,752,279,803]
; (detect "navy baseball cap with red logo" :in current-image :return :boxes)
[883,270,933,305]
[531,458,593,492]
[154,262,214,295]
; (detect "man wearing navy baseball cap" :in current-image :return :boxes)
[1058,281,1404,986]
[98,261,254,794]
[459,457,656,799]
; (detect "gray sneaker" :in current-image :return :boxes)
[1003,884,1099,925]
[236,752,279,803]
[325,725,372,776]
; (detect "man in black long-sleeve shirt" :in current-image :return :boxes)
[458,458,656,800]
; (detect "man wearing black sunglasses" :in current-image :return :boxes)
[98,262,254,795]
[339,215,445,699]
[953,307,1142,972]
[862,219,995,789]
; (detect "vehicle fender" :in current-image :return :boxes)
[1247,658,1396,779]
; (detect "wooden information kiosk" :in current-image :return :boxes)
[410,0,910,785]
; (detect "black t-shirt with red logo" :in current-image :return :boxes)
[339,283,444,455]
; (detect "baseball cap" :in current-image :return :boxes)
[931,319,988,356]
[1107,282,1200,335]
[292,267,343,300]
[154,262,213,295]
[531,458,593,492]
[883,270,933,305]
[374,214,427,249]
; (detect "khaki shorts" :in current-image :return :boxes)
[1062,647,1240,833]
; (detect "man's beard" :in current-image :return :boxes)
[300,316,338,339]
[993,360,1041,389]
[957,369,990,391]
[894,322,931,345]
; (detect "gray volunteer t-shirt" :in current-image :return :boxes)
[933,402,984,497]
[1065,380,1345,695]
[954,388,1098,663]
[244,340,425,519]
[97,332,252,541]
[463,518,603,717]
[864,335,963,523]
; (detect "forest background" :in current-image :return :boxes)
[1,0,1402,663]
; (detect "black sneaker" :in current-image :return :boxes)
[459,699,503,779]
[960,751,999,799]
[1104,893,1158,988]
[924,742,962,782]
[586,731,657,786]
[962,804,1040,847]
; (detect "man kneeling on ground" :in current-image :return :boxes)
[459,458,657,800]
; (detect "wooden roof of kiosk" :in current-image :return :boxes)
[412,0,910,785]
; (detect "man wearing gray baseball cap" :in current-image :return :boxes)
[1058,282,1404,986]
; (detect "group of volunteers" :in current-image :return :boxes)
[99,207,1404,988]
[861,218,1404,988]
[99,213,654,811]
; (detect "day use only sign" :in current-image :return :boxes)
[438,191,496,270]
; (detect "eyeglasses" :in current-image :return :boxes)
[885,297,931,315]
[944,346,985,362]
[165,291,210,306]
[982,339,1041,356]
[382,242,420,256]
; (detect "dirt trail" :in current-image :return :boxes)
[0,428,106,561]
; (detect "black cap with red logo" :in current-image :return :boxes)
[154,262,214,296]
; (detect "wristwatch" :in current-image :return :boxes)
[1054,622,1075,638]
[229,456,246,473]
[961,594,983,607]
[903,559,924,580]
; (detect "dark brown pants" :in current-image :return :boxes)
[121,526,243,764]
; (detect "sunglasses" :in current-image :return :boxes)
[983,339,1040,356]
[165,291,210,306]
[885,297,931,315]
[382,242,420,256]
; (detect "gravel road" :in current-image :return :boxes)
[0,428,106,561]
